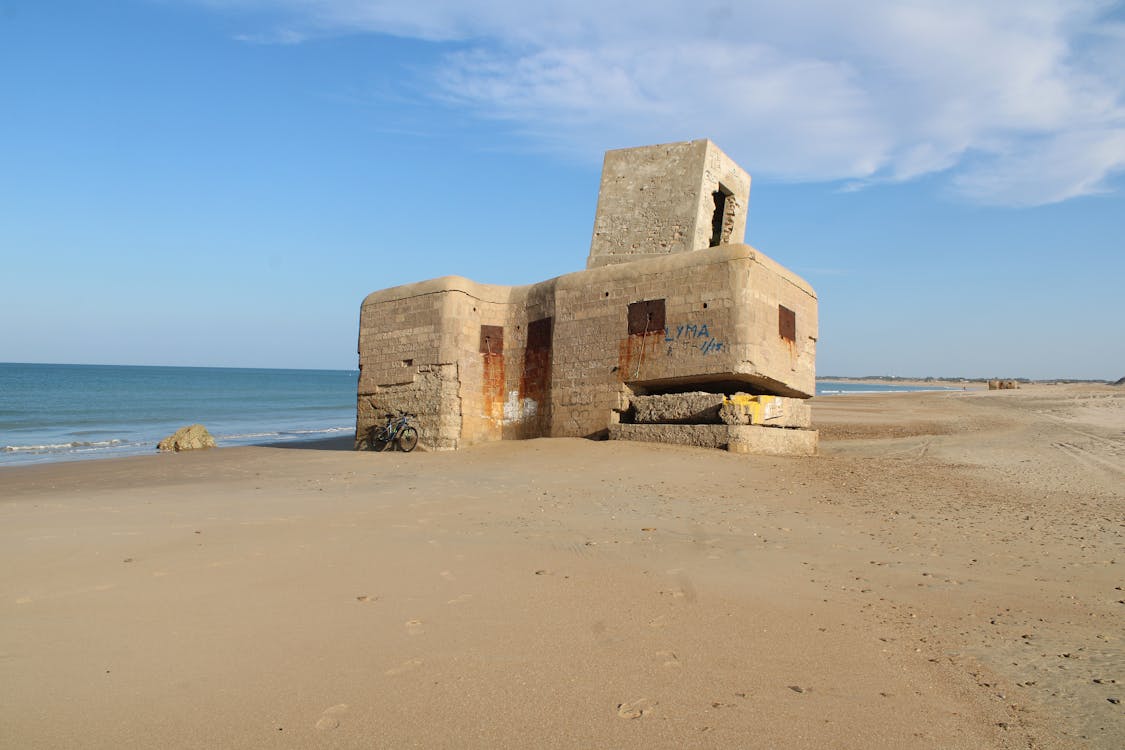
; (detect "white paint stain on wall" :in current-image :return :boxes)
[503,390,538,423]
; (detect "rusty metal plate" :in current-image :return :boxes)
[526,317,553,351]
[479,325,504,354]
[628,299,666,336]
[778,305,796,342]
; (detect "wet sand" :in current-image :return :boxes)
[1,384,1121,748]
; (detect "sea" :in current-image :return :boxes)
[0,364,965,467]
[816,381,967,396]
[0,363,357,466]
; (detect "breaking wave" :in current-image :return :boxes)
[2,439,125,453]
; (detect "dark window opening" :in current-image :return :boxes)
[526,317,553,351]
[778,305,796,342]
[709,185,732,247]
[479,325,504,354]
[628,299,666,336]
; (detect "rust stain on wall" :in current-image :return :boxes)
[518,317,553,434]
[482,353,505,421]
[618,331,661,382]
[619,300,666,381]
[480,325,505,426]
[779,305,797,364]
[628,299,666,336]
[779,305,796,342]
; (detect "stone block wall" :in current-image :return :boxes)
[356,283,461,450]
[357,139,817,455]
[357,277,565,450]
[587,140,751,268]
[358,244,817,449]
[550,245,817,440]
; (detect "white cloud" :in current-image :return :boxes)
[233,28,306,44]
[189,0,1125,206]
[954,128,1125,205]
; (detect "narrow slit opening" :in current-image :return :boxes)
[709,186,731,247]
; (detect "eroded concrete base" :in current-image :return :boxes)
[609,423,818,456]
[632,392,812,428]
[632,392,725,423]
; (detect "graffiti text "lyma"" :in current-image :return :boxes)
[665,324,725,355]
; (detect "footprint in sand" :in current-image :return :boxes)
[659,584,699,601]
[617,698,655,719]
[405,619,424,635]
[385,658,422,676]
[315,704,348,730]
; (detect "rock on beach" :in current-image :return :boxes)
[157,424,216,452]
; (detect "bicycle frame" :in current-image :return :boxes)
[368,410,419,452]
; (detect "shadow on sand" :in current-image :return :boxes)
[256,435,355,452]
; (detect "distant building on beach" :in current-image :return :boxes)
[988,379,1021,390]
[356,140,818,454]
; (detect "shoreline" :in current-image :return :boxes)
[1,383,971,469]
[2,384,1121,748]
[818,376,984,387]
[0,426,356,468]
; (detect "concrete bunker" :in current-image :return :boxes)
[357,139,818,455]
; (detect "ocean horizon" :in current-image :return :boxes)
[815,381,966,396]
[1,363,966,466]
[0,363,357,466]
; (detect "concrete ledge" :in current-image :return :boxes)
[608,423,818,456]
[631,392,812,428]
[727,426,818,457]
[633,392,725,423]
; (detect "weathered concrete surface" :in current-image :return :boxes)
[609,423,818,456]
[357,140,817,455]
[157,424,216,452]
[632,392,725,423]
[631,392,812,428]
[358,245,817,448]
[587,140,750,269]
[727,425,818,456]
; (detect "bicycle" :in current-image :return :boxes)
[368,410,419,452]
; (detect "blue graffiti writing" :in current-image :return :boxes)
[664,323,725,355]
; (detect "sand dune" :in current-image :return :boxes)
[1,384,1121,748]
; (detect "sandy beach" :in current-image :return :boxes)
[1,384,1121,749]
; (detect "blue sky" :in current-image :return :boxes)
[1,0,1122,379]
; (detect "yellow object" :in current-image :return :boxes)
[724,394,784,424]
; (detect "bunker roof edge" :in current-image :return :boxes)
[361,245,816,313]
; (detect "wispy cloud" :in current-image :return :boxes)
[233,27,306,44]
[185,0,1125,206]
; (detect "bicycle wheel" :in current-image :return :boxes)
[369,426,391,452]
[397,426,419,453]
